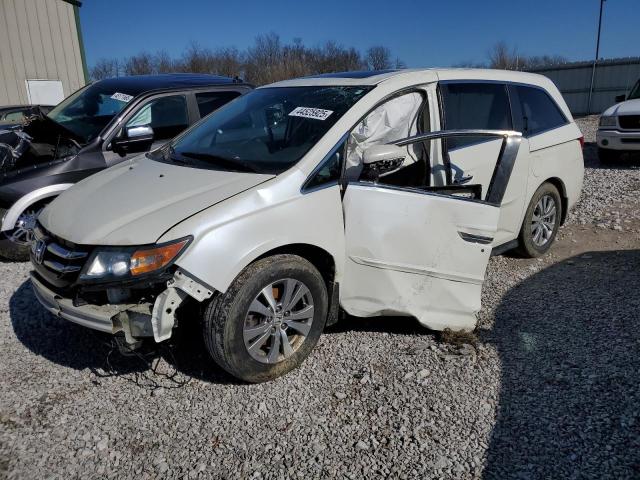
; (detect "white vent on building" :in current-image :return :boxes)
[25,80,65,106]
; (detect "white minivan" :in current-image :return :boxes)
[30,69,584,382]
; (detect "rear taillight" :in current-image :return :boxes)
[578,136,584,148]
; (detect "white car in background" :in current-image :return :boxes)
[30,69,584,382]
[597,79,640,162]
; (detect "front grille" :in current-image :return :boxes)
[619,115,640,130]
[31,225,90,289]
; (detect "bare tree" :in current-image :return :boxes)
[123,52,154,75]
[154,50,174,73]
[177,41,215,73]
[488,42,568,71]
[89,35,402,85]
[90,58,119,80]
[366,46,392,70]
[210,47,243,78]
[311,41,364,73]
[244,32,285,85]
[488,41,519,70]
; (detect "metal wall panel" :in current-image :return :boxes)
[530,58,640,116]
[0,0,86,106]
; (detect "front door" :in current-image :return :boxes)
[340,130,521,331]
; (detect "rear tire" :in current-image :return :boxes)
[203,254,328,383]
[0,236,30,261]
[598,147,620,164]
[516,183,562,258]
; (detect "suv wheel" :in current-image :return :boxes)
[598,147,620,164]
[516,183,562,258]
[203,254,328,383]
[0,203,46,261]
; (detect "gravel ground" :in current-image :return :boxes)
[1,116,639,479]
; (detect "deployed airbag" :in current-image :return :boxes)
[345,92,423,179]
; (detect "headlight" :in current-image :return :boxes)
[80,237,190,282]
[599,116,617,128]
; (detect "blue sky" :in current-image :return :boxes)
[80,0,637,68]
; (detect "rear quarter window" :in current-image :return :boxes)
[515,86,567,136]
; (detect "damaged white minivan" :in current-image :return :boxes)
[30,69,584,382]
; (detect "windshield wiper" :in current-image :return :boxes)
[177,151,259,173]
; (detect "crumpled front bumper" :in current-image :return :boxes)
[31,272,120,333]
[30,268,214,343]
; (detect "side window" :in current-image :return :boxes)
[346,91,428,187]
[126,95,188,141]
[3,110,27,123]
[304,142,344,190]
[515,86,567,136]
[195,91,241,118]
[441,83,512,149]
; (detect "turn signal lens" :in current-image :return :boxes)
[130,239,189,276]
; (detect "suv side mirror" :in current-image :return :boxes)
[112,125,154,157]
[615,94,627,103]
[361,144,406,181]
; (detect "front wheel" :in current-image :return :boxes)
[516,183,562,258]
[0,203,46,261]
[203,254,328,383]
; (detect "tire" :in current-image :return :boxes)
[598,147,620,164]
[0,235,30,261]
[516,183,562,258]
[203,254,328,383]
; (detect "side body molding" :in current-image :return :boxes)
[1,183,73,232]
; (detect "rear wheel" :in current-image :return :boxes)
[516,183,562,258]
[0,203,46,261]
[203,254,328,383]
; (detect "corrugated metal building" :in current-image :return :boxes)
[0,0,87,107]
[529,57,640,116]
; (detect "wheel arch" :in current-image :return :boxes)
[1,183,73,232]
[253,243,337,289]
[542,177,568,225]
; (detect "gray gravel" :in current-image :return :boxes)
[1,116,639,479]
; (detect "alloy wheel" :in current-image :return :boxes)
[530,194,557,247]
[243,278,315,364]
[4,207,42,246]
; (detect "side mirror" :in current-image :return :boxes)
[361,144,406,181]
[615,94,627,103]
[112,125,154,157]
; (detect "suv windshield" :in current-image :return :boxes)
[47,83,139,144]
[628,80,640,100]
[168,86,372,174]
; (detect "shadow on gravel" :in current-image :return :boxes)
[9,280,238,387]
[482,250,640,479]
[583,142,640,170]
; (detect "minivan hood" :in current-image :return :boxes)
[39,156,274,245]
[603,98,640,116]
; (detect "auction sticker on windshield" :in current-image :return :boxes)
[111,92,134,103]
[288,107,333,121]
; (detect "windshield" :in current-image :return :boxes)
[47,83,139,144]
[168,86,372,174]
[628,80,640,100]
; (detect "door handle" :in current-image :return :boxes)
[458,232,493,244]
